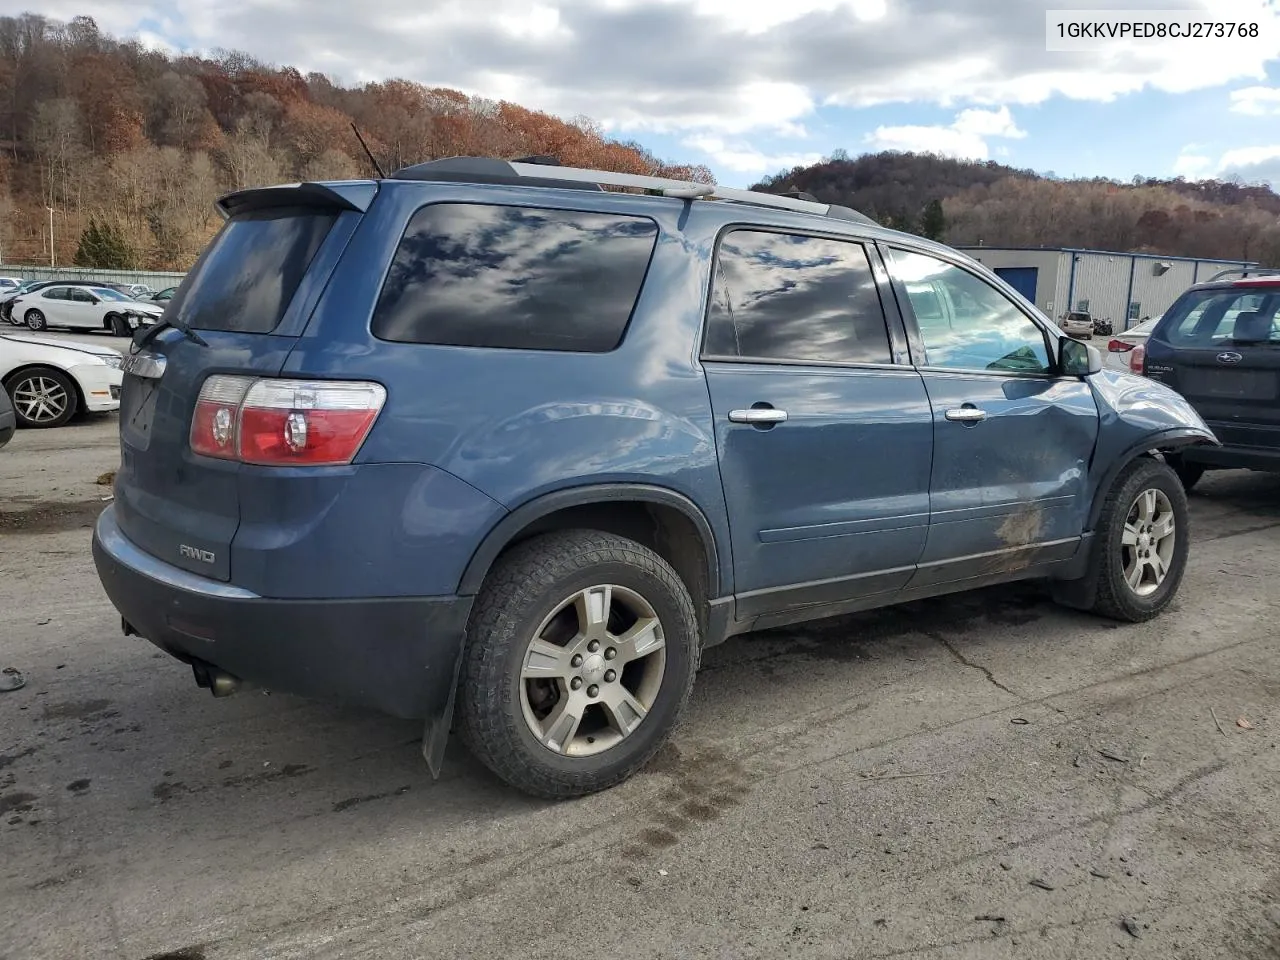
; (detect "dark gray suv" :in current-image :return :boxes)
[93,157,1217,798]
[1138,271,1280,490]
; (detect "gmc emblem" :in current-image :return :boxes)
[179,544,216,564]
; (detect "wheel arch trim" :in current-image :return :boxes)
[1086,429,1215,531]
[458,483,726,598]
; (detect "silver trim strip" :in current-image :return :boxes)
[95,505,259,600]
[120,350,166,379]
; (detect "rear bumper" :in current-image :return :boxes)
[91,504,474,720]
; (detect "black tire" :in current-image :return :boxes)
[5,366,79,428]
[457,529,701,799]
[1166,454,1205,492]
[24,309,47,331]
[106,313,129,337]
[1061,458,1190,623]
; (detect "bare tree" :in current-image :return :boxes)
[31,98,84,207]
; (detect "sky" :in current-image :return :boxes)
[12,0,1280,189]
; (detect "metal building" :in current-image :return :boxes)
[955,247,1260,331]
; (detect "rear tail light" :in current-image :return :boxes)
[1107,338,1135,353]
[190,375,386,465]
[1129,344,1146,375]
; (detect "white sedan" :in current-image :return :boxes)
[0,333,124,428]
[9,284,164,337]
[1103,316,1160,373]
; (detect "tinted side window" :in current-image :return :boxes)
[68,288,93,303]
[42,288,67,301]
[372,204,658,352]
[704,230,892,364]
[888,248,1051,374]
[168,206,337,334]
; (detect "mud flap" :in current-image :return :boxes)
[421,685,457,779]
[1048,532,1099,611]
[421,631,469,779]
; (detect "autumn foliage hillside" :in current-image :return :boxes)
[754,152,1280,266]
[0,13,713,271]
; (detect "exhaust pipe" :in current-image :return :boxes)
[191,660,241,698]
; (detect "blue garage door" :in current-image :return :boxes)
[994,266,1038,303]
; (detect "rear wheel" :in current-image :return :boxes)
[1057,458,1189,623]
[457,530,700,799]
[5,367,78,428]
[24,309,46,331]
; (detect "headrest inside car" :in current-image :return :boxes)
[1232,311,1273,342]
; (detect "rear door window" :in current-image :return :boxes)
[703,229,893,365]
[167,207,338,334]
[372,203,659,352]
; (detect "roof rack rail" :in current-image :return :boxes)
[1205,266,1280,282]
[389,156,878,225]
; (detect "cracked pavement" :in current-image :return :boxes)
[2,417,1279,960]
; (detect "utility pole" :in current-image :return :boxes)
[48,207,55,267]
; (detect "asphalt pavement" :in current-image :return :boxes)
[2,416,1279,960]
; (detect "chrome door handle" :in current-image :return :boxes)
[944,407,986,423]
[729,408,788,424]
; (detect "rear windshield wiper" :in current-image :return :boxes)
[133,313,207,350]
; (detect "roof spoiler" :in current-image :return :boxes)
[215,181,379,219]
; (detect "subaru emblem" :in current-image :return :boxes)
[1217,351,1243,364]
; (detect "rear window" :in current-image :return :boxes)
[167,207,337,334]
[1161,289,1280,346]
[371,203,659,352]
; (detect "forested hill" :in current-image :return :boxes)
[753,152,1280,266]
[0,13,712,271]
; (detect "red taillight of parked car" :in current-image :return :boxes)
[1107,338,1135,353]
[190,375,387,465]
[1129,344,1146,375]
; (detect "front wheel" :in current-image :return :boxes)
[457,530,700,799]
[106,312,130,337]
[1064,458,1190,623]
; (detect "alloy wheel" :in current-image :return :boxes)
[519,584,667,757]
[11,375,69,424]
[1121,488,1176,597]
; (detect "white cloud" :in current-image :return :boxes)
[1172,143,1280,186]
[1230,86,1280,115]
[866,106,1026,160]
[14,0,1280,185]
[23,0,1280,136]
[1172,149,1214,178]
[660,0,887,33]
[682,135,825,174]
[597,81,815,137]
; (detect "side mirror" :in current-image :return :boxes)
[1059,336,1102,377]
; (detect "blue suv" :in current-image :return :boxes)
[92,157,1216,798]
